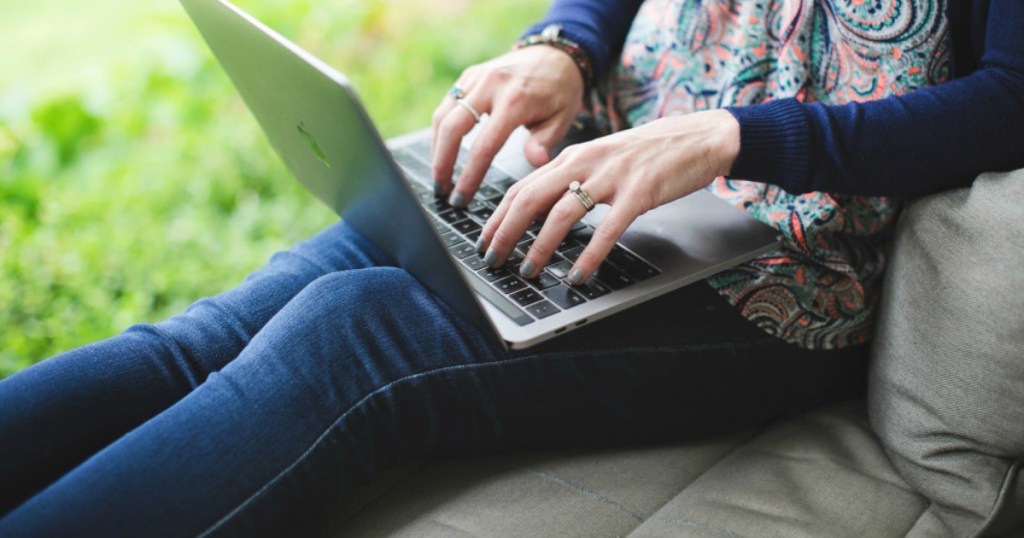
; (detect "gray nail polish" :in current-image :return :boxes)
[567,269,584,285]
[519,260,535,278]
[474,237,486,253]
[449,192,466,207]
[433,182,446,196]
[483,249,498,267]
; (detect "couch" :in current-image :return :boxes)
[326,169,1024,537]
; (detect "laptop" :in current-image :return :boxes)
[180,0,780,349]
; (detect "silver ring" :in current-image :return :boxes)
[455,98,482,123]
[448,85,465,100]
[569,180,595,212]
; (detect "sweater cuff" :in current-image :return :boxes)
[725,99,812,194]
[522,22,608,83]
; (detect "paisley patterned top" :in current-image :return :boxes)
[592,0,951,349]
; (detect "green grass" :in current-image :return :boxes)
[0,0,546,377]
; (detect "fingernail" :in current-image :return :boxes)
[519,259,535,278]
[483,249,498,267]
[474,237,486,253]
[567,269,584,285]
[449,192,466,207]
[433,182,447,196]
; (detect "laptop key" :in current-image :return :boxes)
[437,209,467,224]
[543,284,586,310]
[546,260,573,280]
[440,231,461,247]
[561,246,584,263]
[578,278,611,300]
[461,269,534,327]
[526,300,560,320]
[556,237,581,252]
[607,247,661,281]
[504,249,525,267]
[510,287,543,306]
[568,224,594,245]
[469,204,494,222]
[462,254,487,271]
[528,271,561,290]
[419,192,446,212]
[478,266,511,282]
[431,218,450,234]
[477,184,503,202]
[495,275,528,295]
[449,242,476,259]
[466,198,488,213]
[593,263,636,290]
[452,219,481,236]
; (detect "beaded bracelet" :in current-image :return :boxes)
[513,24,594,89]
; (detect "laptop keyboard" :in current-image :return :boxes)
[392,141,661,326]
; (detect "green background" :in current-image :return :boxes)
[0,0,546,377]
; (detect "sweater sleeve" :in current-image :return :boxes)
[522,0,645,82]
[726,0,1024,198]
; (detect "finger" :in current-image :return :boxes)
[523,112,575,167]
[480,167,573,267]
[430,99,458,159]
[431,93,487,196]
[479,144,578,254]
[566,202,639,285]
[430,72,481,189]
[518,186,593,278]
[449,112,519,207]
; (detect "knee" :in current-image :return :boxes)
[277,266,496,377]
[296,267,420,316]
[285,267,449,346]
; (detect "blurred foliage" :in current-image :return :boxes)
[0,0,546,377]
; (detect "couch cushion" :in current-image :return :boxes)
[869,168,1024,537]
[331,401,926,537]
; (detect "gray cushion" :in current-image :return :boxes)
[332,402,928,537]
[869,169,1024,537]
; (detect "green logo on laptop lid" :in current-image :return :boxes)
[297,122,331,168]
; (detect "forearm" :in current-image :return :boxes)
[727,0,1024,198]
[727,70,1024,197]
[522,0,644,82]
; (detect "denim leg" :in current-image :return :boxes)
[0,221,391,515]
[0,267,866,537]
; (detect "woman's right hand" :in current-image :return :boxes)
[430,45,585,207]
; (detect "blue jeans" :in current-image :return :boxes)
[0,221,867,536]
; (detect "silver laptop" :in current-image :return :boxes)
[180,0,779,349]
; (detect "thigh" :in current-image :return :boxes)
[0,271,866,537]
[423,281,867,454]
[0,266,499,537]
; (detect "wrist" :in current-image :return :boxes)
[514,24,593,90]
[706,109,741,177]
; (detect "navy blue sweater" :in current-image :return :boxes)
[524,0,1024,197]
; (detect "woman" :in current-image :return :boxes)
[1,0,1021,535]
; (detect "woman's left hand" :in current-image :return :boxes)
[477,109,741,284]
